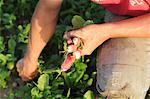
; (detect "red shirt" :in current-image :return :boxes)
[91,0,150,16]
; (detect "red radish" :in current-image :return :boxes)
[67,45,77,53]
[61,55,75,72]
[60,37,82,72]
[73,37,80,45]
[73,49,81,59]
[67,39,72,45]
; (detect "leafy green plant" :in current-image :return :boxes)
[0,0,132,99]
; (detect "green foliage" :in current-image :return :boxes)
[18,24,30,43]
[72,15,85,28]
[83,90,94,99]
[0,53,7,66]
[0,0,107,98]
[37,74,49,91]
[0,36,5,53]
[0,69,10,88]
[31,87,43,99]
[8,37,16,54]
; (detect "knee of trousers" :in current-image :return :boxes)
[96,64,149,99]
[96,38,150,99]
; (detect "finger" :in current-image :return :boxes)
[65,29,83,39]
[22,76,31,81]
[19,71,28,81]
[16,59,23,72]
[30,69,39,79]
[20,72,32,81]
[63,32,70,40]
[20,68,38,81]
[73,37,81,46]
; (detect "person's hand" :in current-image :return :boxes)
[64,24,111,55]
[16,58,38,81]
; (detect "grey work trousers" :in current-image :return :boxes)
[96,11,150,99]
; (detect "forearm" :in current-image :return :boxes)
[108,13,150,38]
[24,0,62,61]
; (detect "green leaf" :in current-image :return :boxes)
[71,15,85,29]
[67,88,71,98]
[31,87,40,97]
[0,36,5,52]
[74,61,87,71]
[0,69,10,88]
[8,38,16,54]
[23,24,30,34]
[83,90,94,99]
[43,69,61,74]
[37,74,49,91]
[65,26,73,31]
[91,72,97,78]
[15,90,24,97]
[87,78,93,86]
[62,72,71,87]
[75,71,84,84]
[18,24,30,43]
[63,41,67,51]
[0,36,4,43]
[0,76,7,88]
[83,20,94,26]
[7,92,15,99]
[0,54,7,66]
[85,11,91,19]
[0,70,10,80]
[0,0,4,7]
[83,74,89,80]
[18,25,23,32]
[7,61,14,70]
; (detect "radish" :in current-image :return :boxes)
[73,37,80,45]
[60,49,81,71]
[61,55,75,72]
[60,37,82,72]
[73,49,81,59]
[67,39,72,45]
[67,45,77,53]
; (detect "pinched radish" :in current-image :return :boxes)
[61,55,75,72]
[67,45,77,53]
[67,39,72,45]
[61,37,82,72]
[73,49,81,59]
[73,37,80,45]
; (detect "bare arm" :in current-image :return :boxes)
[24,0,62,62]
[65,13,150,55]
[107,13,150,38]
[17,0,62,81]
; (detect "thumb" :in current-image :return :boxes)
[81,45,93,56]
[64,29,83,39]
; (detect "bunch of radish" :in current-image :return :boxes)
[61,37,82,72]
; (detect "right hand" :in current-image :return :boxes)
[16,58,38,81]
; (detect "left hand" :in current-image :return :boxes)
[64,24,111,55]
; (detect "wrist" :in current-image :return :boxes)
[23,53,38,65]
[95,23,113,39]
[103,22,120,38]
